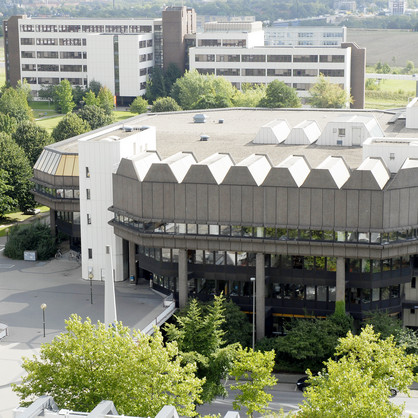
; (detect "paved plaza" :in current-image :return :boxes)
[0,236,167,418]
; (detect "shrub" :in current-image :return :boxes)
[4,222,56,260]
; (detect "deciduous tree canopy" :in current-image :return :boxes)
[298,325,418,418]
[52,113,91,142]
[309,74,352,108]
[13,315,204,417]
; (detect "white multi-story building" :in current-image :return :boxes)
[190,21,365,108]
[264,26,347,47]
[4,16,158,101]
[389,0,407,15]
[190,45,351,102]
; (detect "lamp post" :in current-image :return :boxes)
[88,272,94,304]
[40,303,47,338]
[250,277,256,350]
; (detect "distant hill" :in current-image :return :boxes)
[347,28,418,67]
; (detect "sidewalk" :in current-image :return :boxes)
[0,238,167,418]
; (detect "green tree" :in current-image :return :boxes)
[129,96,149,114]
[97,87,114,115]
[258,80,301,108]
[221,298,252,348]
[171,70,236,110]
[12,121,53,166]
[72,85,87,109]
[17,79,33,103]
[382,63,391,74]
[309,74,352,109]
[53,80,75,114]
[165,63,183,91]
[0,132,34,211]
[83,90,100,107]
[165,295,237,402]
[405,60,415,74]
[88,80,103,96]
[230,347,277,418]
[298,325,418,418]
[0,87,33,123]
[52,113,91,142]
[256,312,353,372]
[151,97,182,112]
[232,84,266,107]
[146,66,167,102]
[4,222,56,260]
[0,113,18,135]
[0,169,15,218]
[13,315,204,417]
[38,85,55,104]
[77,105,113,130]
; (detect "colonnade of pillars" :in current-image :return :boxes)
[128,243,346,341]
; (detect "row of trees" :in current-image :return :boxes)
[256,310,418,374]
[13,296,277,418]
[0,84,48,214]
[12,298,418,418]
[129,70,350,114]
[0,80,117,216]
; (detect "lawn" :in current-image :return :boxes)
[36,115,65,133]
[0,206,50,237]
[113,110,137,122]
[376,78,416,94]
[365,78,416,109]
[31,101,61,119]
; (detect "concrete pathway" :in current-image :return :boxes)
[0,236,167,418]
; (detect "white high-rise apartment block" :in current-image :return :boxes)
[4,16,160,101]
[190,21,365,108]
[264,26,347,47]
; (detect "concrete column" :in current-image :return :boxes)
[336,257,346,313]
[178,249,188,309]
[256,253,265,340]
[50,209,56,236]
[128,241,136,281]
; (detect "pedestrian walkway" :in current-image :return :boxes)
[0,236,168,418]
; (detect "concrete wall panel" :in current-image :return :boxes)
[389,189,400,228]
[287,188,299,226]
[277,187,288,226]
[399,188,410,227]
[231,186,243,224]
[207,185,219,223]
[253,187,264,225]
[152,183,164,219]
[264,187,277,226]
[370,191,383,230]
[196,184,209,221]
[310,188,323,228]
[334,190,347,229]
[142,182,153,219]
[299,188,311,227]
[242,186,254,224]
[347,190,359,228]
[185,183,197,221]
[163,183,175,220]
[219,185,231,222]
[358,190,371,230]
[322,189,335,228]
[174,184,186,220]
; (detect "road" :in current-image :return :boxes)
[197,384,418,417]
[197,385,303,416]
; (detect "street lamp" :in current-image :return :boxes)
[40,303,47,338]
[250,277,256,350]
[88,271,94,304]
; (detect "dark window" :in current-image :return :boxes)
[412,277,416,288]
[88,248,93,259]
